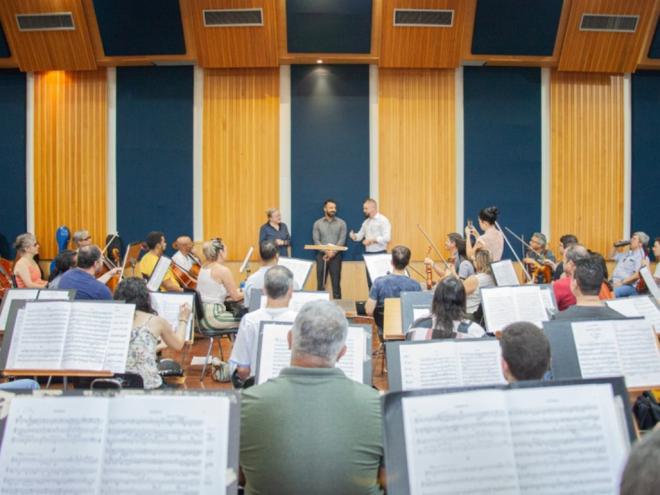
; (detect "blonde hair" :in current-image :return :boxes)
[202,238,224,261]
[474,249,492,275]
[266,208,279,220]
[14,233,36,254]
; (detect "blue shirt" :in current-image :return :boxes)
[369,274,422,306]
[259,222,291,257]
[59,268,112,300]
[612,248,644,283]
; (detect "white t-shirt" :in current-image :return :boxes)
[172,251,194,272]
[229,306,298,376]
[466,273,495,314]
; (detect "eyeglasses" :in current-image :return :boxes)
[83,236,92,241]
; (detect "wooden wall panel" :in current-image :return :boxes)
[379,68,455,261]
[558,0,656,73]
[34,70,107,258]
[203,68,279,260]
[380,0,473,68]
[550,71,623,256]
[0,0,97,71]
[188,0,278,68]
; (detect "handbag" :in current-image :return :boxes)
[632,391,660,430]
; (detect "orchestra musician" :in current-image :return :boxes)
[13,233,47,289]
[71,230,92,250]
[259,208,291,257]
[465,206,504,262]
[641,236,660,285]
[522,232,556,284]
[424,233,475,280]
[138,231,183,292]
[172,236,201,273]
[609,231,649,298]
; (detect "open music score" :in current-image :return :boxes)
[363,253,393,284]
[0,391,239,494]
[0,300,134,375]
[277,257,314,289]
[491,259,520,286]
[149,292,195,341]
[605,295,660,333]
[0,288,75,331]
[255,322,371,385]
[481,286,549,333]
[383,378,634,495]
[386,339,507,392]
[544,318,660,389]
[249,290,329,313]
[146,255,172,292]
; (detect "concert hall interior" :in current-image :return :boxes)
[0,1,660,494]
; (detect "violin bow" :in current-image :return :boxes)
[495,222,533,282]
[416,224,451,270]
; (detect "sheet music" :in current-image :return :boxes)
[412,306,430,323]
[513,286,548,323]
[539,286,556,313]
[482,287,548,333]
[572,319,660,388]
[6,302,70,370]
[363,253,391,283]
[399,340,505,390]
[100,396,228,494]
[508,384,629,494]
[62,303,115,371]
[0,396,109,494]
[258,323,365,384]
[640,266,660,299]
[0,289,39,330]
[149,292,195,341]
[36,289,72,300]
[336,327,365,383]
[278,257,313,289]
[402,390,520,494]
[606,296,660,333]
[146,256,172,292]
[101,304,135,373]
[491,259,520,286]
[257,291,329,312]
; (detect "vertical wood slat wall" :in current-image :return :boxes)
[202,68,279,260]
[550,70,624,256]
[33,69,107,258]
[379,69,456,260]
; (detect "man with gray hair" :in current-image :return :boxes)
[229,265,297,384]
[552,244,590,311]
[620,427,660,495]
[72,230,92,250]
[240,300,384,495]
[610,231,649,298]
[523,232,556,284]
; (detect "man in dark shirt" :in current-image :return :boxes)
[365,245,422,317]
[554,256,622,321]
[312,199,347,299]
[59,245,112,300]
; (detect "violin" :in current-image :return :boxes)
[105,247,122,292]
[0,256,14,300]
[425,247,434,290]
[526,258,553,285]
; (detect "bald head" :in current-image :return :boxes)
[174,236,193,254]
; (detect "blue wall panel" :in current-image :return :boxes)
[472,0,563,56]
[287,0,372,54]
[649,21,660,59]
[0,26,10,58]
[632,71,660,258]
[93,0,186,56]
[116,66,193,253]
[0,70,26,258]
[291,65,370,261]
[464,67,542,259]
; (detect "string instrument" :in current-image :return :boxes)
[424,246,434,290]
[188,252,202,279]
[501,226,545,284]
[97,233,121,291]
[0,256,14,300]
[417,224,451,272]
[105,247,122,292]
[171,263,197,290]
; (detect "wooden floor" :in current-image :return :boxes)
[163,325,389,391]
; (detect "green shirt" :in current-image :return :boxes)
[240,367,384,495]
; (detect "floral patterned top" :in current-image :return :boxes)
[126,317,162,389]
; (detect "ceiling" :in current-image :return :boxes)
[0,0,657,72]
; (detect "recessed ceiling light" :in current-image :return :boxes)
[316,59,323,64]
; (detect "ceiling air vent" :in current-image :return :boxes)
[393,9,454,27]
[16,12,75,31]
[203,8,263,27]
[580,14,638,33]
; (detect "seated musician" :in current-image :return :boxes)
[641,236,660,285]
[240,300,384,495]
[552,244,589,311]
[114,278,191,389]
[499,322,551,382]
[365,246,422,318]
[406,277,486,340]
[59,245,113,300]
[47,249,77,289]
[13,233,47,289]
[609,231,649,298]
[620,427,660,495]
[465,206,504,262]
[138,231,182,292]
[522,232,556,284]
[172,235,200,273]
[243,241,293,309]
[424,232,475,279]
[197,238,243,328]
[230,266,297,385]
[463,250,496,320]
[554,256,623,321]
[71,229,92,250]
[548,234,578,280]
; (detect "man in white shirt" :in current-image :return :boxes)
[349,198,392,288]
[172,235,200,272]
[243,241,279,309]
[230,265,298,385]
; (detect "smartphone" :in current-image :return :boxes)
[467,219,473,228]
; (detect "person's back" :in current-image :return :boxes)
[371,273,422,304]
[240,368,383,495]
[59,268,111,300]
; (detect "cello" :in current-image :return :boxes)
[0,256,14,300]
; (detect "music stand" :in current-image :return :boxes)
[304,244,348,296]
